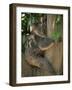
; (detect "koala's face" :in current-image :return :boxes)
[30,24,39,33]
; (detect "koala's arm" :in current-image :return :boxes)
[39,42,54,51]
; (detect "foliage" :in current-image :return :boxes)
[51,31,61,42]
[21,13,43,34]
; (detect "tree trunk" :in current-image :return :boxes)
[45,42,63,74]
[47,15,56,37]
[45,15,63,74]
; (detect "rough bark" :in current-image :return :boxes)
[45,42,63,74]
[47,15,56,37]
